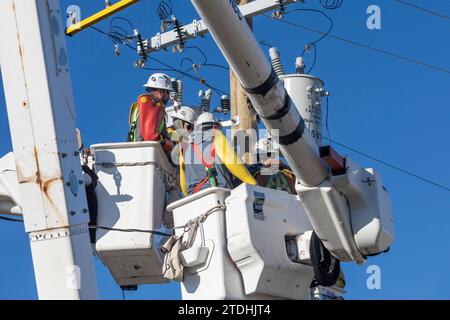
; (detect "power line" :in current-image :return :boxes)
[145,57,229,96]
[203,63,230,71]
[264,15,450,75]
[89,225,172,236]
[89,26,229,96]
[324,137,450,193]
[319,0,344,10]
[284,8,334,73]
[259,40,274,48]
[0,216,23,223]
[286,8,334,45]
[184,46,208,65]
[394,0,450,21]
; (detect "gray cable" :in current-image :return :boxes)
[264,15,450,75]
[324,137,450,193]
[394,0,450,21]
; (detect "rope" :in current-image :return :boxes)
[89,225,172,237]
[95,161,177,185]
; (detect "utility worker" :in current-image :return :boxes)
[170,107,196,196]
[181,112,257,195]
[169,106,196,143]
[169,106,196,169]
[252,160,296,194]
[128,73,174,153]
[250,137,296,194]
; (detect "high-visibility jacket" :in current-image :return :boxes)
[128,94,174,151]
[181,129,257,195]
[183,132,234,195]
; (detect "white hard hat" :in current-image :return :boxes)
[195,112,218,128]
[173,106,196,125]
[143,73,172,91]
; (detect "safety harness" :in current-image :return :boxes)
[191,138,218,194]
[127,102,139,142]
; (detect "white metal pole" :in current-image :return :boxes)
[0,0,98,299]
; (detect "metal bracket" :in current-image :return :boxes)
[156,32,162,50]
[232,116,240,127]
[145,0,301,53]
[220,116,240,128]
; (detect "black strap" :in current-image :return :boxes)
[260,94,291,121]
[127,122,137,142]
[244,68,278,97]
[82,165,99,244]
[278,120,305,146]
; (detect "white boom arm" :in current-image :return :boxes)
[0,0,98,299]
[191,0,328,188]
[191,0,394,264]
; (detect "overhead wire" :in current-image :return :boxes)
[180,57,196,69]
[177,45,228,88]
[203,63,230,71]
[89,25,229,96]
[89,225,172,236]
[145,57,229,95]
[264,15,450,75]
[282,8,334,73]
[156,0,173,23]
[0,216,23,223]
[319,0,344,10]
[323,137,450,193]
[110,16,135,30]
[259,40,274,48]
[0,215,174,235]
[184,46,208,65]
[394,0,450,21]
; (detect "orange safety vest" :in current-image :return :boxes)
[128,94,173,152]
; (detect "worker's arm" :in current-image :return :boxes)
[158,111,174,152]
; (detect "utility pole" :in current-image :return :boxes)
[230,0,258,164]
[0,0,98,299]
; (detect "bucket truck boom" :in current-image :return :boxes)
[190,0,394,264]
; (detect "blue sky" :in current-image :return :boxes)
[1,0,449,300]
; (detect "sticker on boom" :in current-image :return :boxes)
[253,191,265,221]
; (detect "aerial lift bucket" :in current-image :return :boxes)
[167,184,315,300]
[91,141,178,286]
